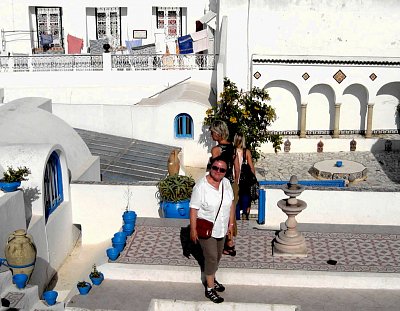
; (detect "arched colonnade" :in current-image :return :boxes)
[252,57,400,138]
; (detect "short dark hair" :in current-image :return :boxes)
[210,154,229,167]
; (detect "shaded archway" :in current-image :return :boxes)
[264,80,301,132]
[307,84,335,133]
[376,82,400,130]
[342,83,369,132]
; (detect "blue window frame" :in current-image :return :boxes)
[175,113,193,138]
[44,151,63,220]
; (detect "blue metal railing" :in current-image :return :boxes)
[259,179,346,188]
[256,179,345,225]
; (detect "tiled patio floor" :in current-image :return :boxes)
[115,218,400,274]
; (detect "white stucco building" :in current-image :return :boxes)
[0,0,399,299]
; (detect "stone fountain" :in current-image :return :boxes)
[273,175,308,257]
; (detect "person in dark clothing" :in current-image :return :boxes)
[209,120,239,256]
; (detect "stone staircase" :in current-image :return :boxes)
[0,269,64,311]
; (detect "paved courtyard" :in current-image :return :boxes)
[256,150,400,191]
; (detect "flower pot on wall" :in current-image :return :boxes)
[106,247,119,261]
[89,272,104,286]
[0,181,21,192]
[12,273,28,289]
[5,229,37,279]
[77,282,91,295]
[43,290,58,306]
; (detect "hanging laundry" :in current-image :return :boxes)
[67,34,83,54]
[125,39,142,51]
[40,33,53,46]
[190,29,208,53]
[178,35,193,54]
[154,29,166,54]
[165,39,177,55]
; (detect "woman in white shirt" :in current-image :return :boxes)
[190,155,235,303]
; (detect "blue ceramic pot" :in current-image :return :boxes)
[112,242,125,252]
[114,232,127,241]
[13,273,28,289]
[122,223,135,235]
[111,235,125,245]
[123,211,137,224]
[336,161,343,167]
[77,282,91,295]
[0,181,21,192]
[90,272,104,286]
[111,237,125,252]
[106,247,119,261]
[43,290,58,306]
[161,200,190,219]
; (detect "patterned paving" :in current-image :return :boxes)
[116,219,400,273]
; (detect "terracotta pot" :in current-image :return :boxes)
[5,229,37,279]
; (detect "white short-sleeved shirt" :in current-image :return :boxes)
[190,173,234,238]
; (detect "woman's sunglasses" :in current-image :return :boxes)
[211,165,227,173]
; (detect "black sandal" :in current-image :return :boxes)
[223,245,236,256]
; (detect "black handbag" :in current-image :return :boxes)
[239,149,259,201]
[196,184,224,239]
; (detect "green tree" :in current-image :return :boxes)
[204,78,282,161]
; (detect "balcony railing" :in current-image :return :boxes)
[111,54,217,71]
[0,55,103,72]
[0,53,217,72]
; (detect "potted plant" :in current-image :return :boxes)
[77,280,91,295]
[156,174,195,219]
[89,264,104,286]
[0,166,31,192]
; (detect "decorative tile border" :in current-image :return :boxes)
[116,224,400,273]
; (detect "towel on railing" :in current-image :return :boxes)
[40,33,53,47]
[178,35,193,54]
[190,29,208,53]
[67,34,84,54]
[125,39,142,51]
[89,38,109,54]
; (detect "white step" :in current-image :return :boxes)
[31,300,65,310]
[0,283,39,311]
[98,263,400,290]
[148,299,298,311]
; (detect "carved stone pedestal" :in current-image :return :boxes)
[273,176,308,257]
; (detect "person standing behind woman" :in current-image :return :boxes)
[209,120,239,256]
[190,155,235,303]
[234,133,255,220]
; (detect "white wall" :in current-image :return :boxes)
[71,183,160,245]
[0,191,26,259]
[262,188,400,230]
[219,0,400,90]
[71,182,400,245]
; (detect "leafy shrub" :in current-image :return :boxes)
[204,77,282,160]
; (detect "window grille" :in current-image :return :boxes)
[156,7,182,39]
[96,7,121,47]
[175,113,193,138]
[44,151,63,220]
[36,7,63,48]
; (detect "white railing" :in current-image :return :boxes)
[0,53,217,72]
[0,54,103,72]
[111,54,217,71]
